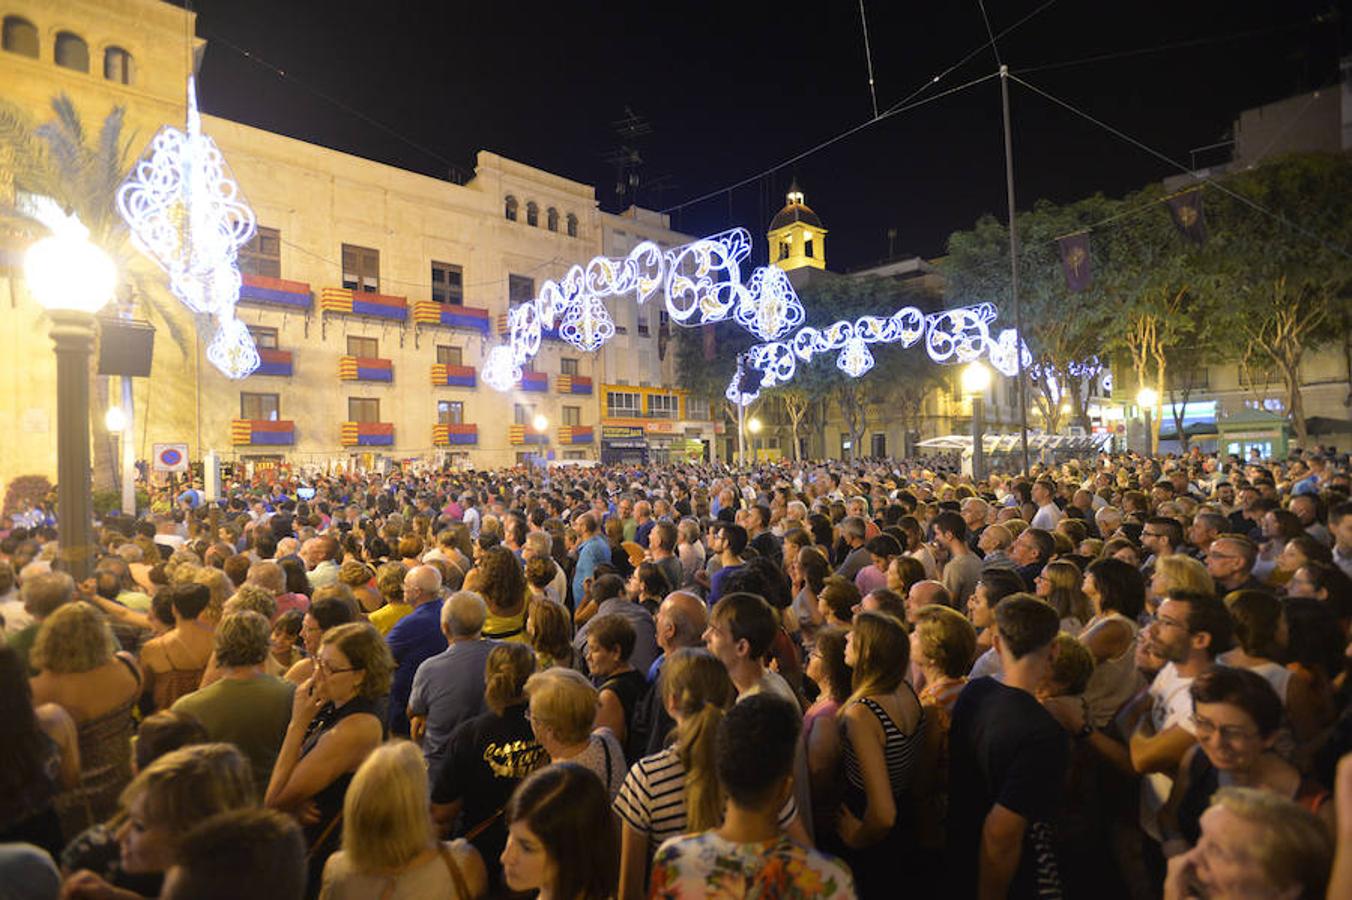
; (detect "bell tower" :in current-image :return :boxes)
[767,180,827,272]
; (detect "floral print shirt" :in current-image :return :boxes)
[649,832,855,899]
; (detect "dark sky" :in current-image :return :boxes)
[185,0,1345,272]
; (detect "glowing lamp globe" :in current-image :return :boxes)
[747,417,763,435]
[25,230,117,314]
[104,406,127,433]
[1136,387,1159,409]
[961,361,992,396]
[532,414,549,432]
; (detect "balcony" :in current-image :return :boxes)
[433,423,478,446]
[517,370,548,392]
[231,419,295,446]
[430,363,476,388]
[557,374,593,395]
[239,274,312,310]
[319,287,407,322]
[340,422,393,447]
[558,425,594,445]
[339,355,393,382]
[413,300,491,335]
[508,424,549,445]
[252,348,293,377]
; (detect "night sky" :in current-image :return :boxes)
[185,0,1345,271]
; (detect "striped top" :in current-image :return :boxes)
[613,746,796,856]
[842,694,924,804]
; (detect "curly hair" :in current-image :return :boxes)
[31,603,117,673]
[375,561,406,604]
[484,642,536,715]
[475,546,526,616]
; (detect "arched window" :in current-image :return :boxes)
[566,213,578,238]
[546,207,559,232]
[504,195,518,221]
[1,16,38,58]
[525,202,539,227]
[104,46,133,84]
[54,31,89,72]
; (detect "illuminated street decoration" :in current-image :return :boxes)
[116,77,259,378]
[483,225,1026,401]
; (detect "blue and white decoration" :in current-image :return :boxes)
[116,77,260,379]
[481,225,1028,402]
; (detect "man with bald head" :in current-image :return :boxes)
[386,564,447,737]
[634,590,709,756]
[302,536,341,590]
[905,580,953,624]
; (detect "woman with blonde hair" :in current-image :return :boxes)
[526,598,576,670]
[337,560,381,615]
[58,743,254,900]
[1150,553,1214,616]
[266,622,393,890]
[192,567,232,625]
[369,562,411,636]
[837,611,924,897]
[320,742,486,899]
[524,668,625,797]
[30,602,142,833]
[430,643,544,892]
[1035,559,1092,634]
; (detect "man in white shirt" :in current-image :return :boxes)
[1029,480,1063,531]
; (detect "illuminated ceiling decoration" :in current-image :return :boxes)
[115,76,259,378]
[482,225,1026,403]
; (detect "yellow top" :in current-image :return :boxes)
[369,602,413,636]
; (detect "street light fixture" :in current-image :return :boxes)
[1136,387,1159,457]
[747,416,763,463]
[105,406,127,433]
[24,217,117,580]
[961,362,991,484]
[532,413,549,433]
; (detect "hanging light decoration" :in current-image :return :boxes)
[116,76,259,378]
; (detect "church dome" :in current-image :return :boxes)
[769,180,823,230]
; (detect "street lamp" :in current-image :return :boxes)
[532,413,549,433]
[105,404,137,517]
[24,217,117,580]
[747,416,763,463]
[1136,387,1159,457]
[961,362,991,484]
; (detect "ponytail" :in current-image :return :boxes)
[676,702,725,832]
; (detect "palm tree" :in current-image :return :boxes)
[1,93,192,496]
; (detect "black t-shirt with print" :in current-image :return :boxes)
[431,704,546,885]
[947,676,1069,898]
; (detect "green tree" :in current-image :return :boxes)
[1200,153,1352,447]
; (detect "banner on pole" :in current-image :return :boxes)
[1057,232,1092,292]
[1167,189,1208,245]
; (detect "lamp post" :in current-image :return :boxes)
[24,220,118,580]
[747,416,763,463]
[962,362,992,484]
[104,404,136,517]
[1136,387,1159,458]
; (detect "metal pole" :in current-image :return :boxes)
[50,311,96,580]
[1144,408,1153,458]
[1000,65,1031,475]
[972,395,986,484]
[736,354,746,465]
[120,375,136,516]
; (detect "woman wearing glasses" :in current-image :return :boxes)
[266,622,393,894]
[1158,666,1327,856]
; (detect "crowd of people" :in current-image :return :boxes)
[2,447,1352,899]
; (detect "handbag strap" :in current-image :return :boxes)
[306,811,343,860]
[439,845,472,899]
[462,806,504,842]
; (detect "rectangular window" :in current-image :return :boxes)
[247,325,278,350]
[436,345,463,366]
[347,336,378,358]
[562,405,581,426]
[686,397,709,420]
[871,433,887,457]
[239,226,281,278]
[804,238,815,259]
[516,452,535,465]
[341,244,380,293]
[508,274,534,306]
[513,403,535,425]
[437,400,464,425]
[637,308,650,336]
[431,261,464,305]
[779,240,791,261]
[564,450,586,460]
[607,391,641,417]
[348,398,380,423]
[648,394,679,419]
[240,392,279,421]
[560,357,579,376]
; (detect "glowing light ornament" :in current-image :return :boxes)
[116,76,259,378]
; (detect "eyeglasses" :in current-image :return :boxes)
[1191,714,1259,745]
[315,657,363,676]
[1154,615,1190,632]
